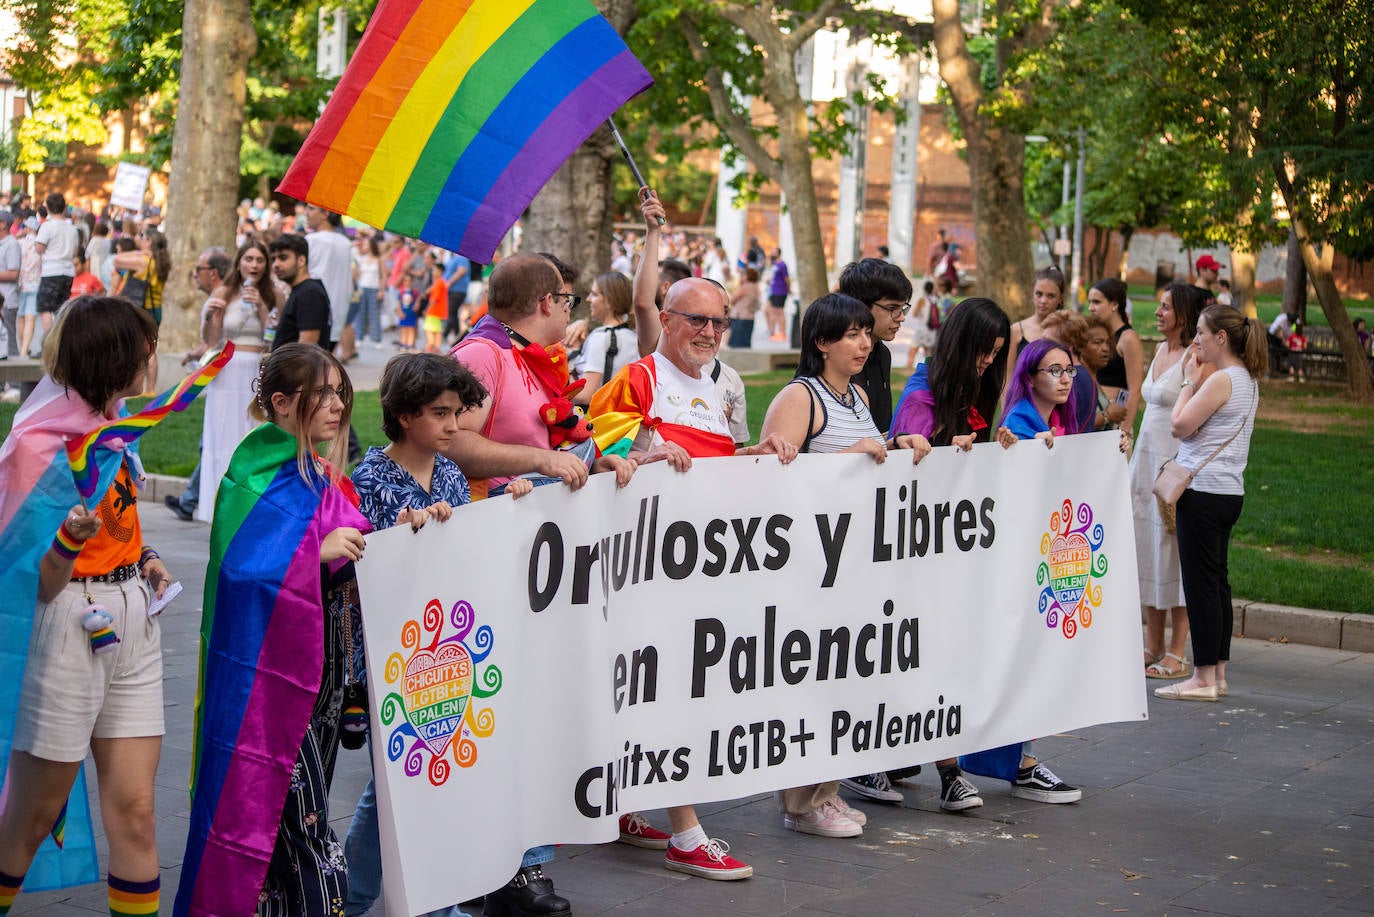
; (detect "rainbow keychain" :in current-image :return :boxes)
[82,592,120,655]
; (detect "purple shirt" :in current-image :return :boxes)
[768,260,789,297]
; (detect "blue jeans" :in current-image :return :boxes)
[353,287,381,343]
[344,767,472,917]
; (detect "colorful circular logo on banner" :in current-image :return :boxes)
[1036,498,1108,639]
[381,598,502,786]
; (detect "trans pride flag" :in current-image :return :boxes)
[277,0,652,263]
[175,423,369,917]
[0,379,128,892]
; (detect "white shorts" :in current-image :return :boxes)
[13,577,165,762]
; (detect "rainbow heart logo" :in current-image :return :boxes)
[1036,499,1108,639]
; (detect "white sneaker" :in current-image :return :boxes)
[783,797,863,838]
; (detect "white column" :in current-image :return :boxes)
[317,8,348,79]
[714,148,748,267]
[887,57,921,274]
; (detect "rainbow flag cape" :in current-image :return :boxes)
[588,355,736,459]
[175,423,369,917]
[66,344,235,498]
[277,0,652,263]
[0,378,131,892]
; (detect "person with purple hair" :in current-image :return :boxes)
[1000,338,1083,445]
[959,340,1128,802]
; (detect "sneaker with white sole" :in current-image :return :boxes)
[1011,763,1082,803]
[783,797,863,838]
[830,795,867,826]
[840,772,903,803]
[664,838,753,880]
[618,811,671,849]
[939,774,984,812]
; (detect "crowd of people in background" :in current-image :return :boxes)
[0,180,1281,917]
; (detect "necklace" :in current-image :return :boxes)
[818,374,861,419]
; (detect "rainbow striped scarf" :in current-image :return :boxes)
[174,423,369,917]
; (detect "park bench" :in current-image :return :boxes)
[1279,326,1374,384]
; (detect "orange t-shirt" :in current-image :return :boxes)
[427,276,449,321]
[71,464,143,577]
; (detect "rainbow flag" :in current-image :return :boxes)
[66,343,235,498]
[0,378,131,892]
[277,0,652,262]
[588,355,737,459]
[175,423,369,917]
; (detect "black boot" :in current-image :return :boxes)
[483,865,571,917]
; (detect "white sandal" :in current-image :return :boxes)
[1145,652,1191,679]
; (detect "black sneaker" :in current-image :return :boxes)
[164,494,194,522]
[940,773,984,812]
[840,772,903,803]
[1012,763,1082,803]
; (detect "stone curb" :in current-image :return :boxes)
[142,471,1373,653]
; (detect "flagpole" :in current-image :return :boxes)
[607,117,665,225]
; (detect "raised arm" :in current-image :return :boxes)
[633,188,666,357]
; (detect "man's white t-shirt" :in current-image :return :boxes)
[36,218,79,277]
[644,353,732,449]
[307,229,354,339]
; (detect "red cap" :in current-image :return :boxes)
[1196,254,1222,272]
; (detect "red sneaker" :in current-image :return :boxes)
[618,812,671,850]
[664,838,753,880]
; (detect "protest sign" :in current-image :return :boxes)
[110,161,151,211]
[355,433,1145,915]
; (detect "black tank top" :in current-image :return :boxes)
[1097,323,1131,389]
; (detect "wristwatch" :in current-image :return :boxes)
[1180,377,1195,389]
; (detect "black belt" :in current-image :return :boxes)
[75,563,140,584]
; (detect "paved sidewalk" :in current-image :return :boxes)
[14,509,1374,916]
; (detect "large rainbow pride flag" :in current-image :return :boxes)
[0,379,133,892]
[277,0,653,263]
[175,423,369,917]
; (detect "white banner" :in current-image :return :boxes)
[110,161,151,211]
[355,433,1146,915]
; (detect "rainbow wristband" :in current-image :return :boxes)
[53,523,87,560]
[139,546,160,568]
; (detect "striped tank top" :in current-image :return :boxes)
[797,377,883,454]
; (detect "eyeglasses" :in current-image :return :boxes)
[1035,365,1079,379]
[294,385,346,404]
[193,265,214,273]
[873,301,912,317]
[665,309,731,333]
[550,292,582,310]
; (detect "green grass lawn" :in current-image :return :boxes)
[5,372,1372,613]
[1125,284,1374,338]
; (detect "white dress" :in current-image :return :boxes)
[196,294,266,522]
[1126,345,1186,608]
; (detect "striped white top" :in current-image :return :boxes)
[1175,365,1258,496]
[797,377,883,454]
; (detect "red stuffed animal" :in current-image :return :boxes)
[541,379,594,450]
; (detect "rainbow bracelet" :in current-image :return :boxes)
[52,523,87,560]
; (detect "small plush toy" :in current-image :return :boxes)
[541,379,594,450]
[83,604,120,654]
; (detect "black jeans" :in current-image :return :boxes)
[1176,488,1244,667]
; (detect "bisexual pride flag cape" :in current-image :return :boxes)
[588,355,736,459]
[175,423,369,917]
[277,0,652,263]
[0,378,128,892]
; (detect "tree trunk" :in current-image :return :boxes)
[1118,226,1136,282]
[163,0,256,351]
[932,0,1034,317]
[523,125,618,296]
[1274,165,1372,401]
[1230,243,1257,319]
[1281,227,1307,321]
[775,98,829,307]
